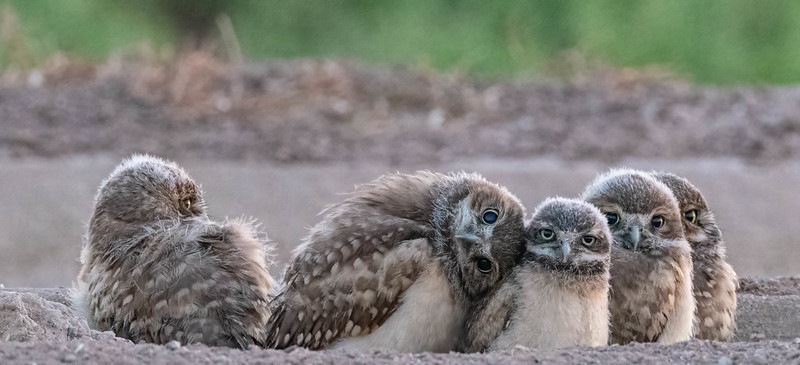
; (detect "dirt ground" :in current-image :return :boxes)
[2,280,800,364]
[3,55,800,363]
[3,54,800,163]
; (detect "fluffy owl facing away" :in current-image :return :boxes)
[72,155,276,348]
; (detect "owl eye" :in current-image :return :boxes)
[482,209,499,225]
[581,236,596,247]
[476,257,492,274]
[605,212,619,226]
[538,229,555,241]
[181,197,195,213]
[684,210,698,224]
[651,215,665,228]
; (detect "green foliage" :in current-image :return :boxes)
[2,0,800,84]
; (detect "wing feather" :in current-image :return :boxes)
[264,174,441,349]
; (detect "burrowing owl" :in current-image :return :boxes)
[581,168,695,345]
[72,155,276,348]
[461,197,611,352]
[651,172,737,341]
[263,171,526,352]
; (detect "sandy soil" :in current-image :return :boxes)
[2,281,800,364]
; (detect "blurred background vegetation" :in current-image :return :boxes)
[2,0,799,84]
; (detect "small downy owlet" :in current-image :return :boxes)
[581,168,695,345]
[461,197,612,352]
[263,171,527,352]
[650,172,737,341]
[72,155,276,348]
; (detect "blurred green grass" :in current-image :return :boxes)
[3,0,800,84]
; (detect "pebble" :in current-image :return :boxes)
[718,356,733,365]
[27,70,44,88]
[61,354,77,363]
[166,340,181,351]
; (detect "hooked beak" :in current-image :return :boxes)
[623,225,641,251]
[560,240,571,263]
[455,233,481,248]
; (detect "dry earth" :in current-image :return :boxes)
[2,280,800,364]
[3,55,800,163]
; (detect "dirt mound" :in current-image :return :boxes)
[3,55,800,163]
[0,290,118,343]
[739,277,800,296]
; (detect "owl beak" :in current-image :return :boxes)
[455,233,481,248]
[560,241,571,263]
[624,225,641,251]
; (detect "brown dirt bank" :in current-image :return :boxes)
[2,279,800,364]
[3,55,800,163]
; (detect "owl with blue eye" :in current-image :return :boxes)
[460,197,612,352]
[264,171,526,352]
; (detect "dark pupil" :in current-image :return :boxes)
[605,213,618,225]
[684,210,696,223]
[652,216,664,228]
[483,211,498,224]
[476,258,492,273]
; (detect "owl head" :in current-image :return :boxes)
[524,197,611,275]
[432,172,526,300]
[650,172,721,248]
[92,154,206,227]
[580,169,685,256]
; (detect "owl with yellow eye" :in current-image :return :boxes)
[651,171,737,341]
[581,168,695,345]
[460,197,612,352]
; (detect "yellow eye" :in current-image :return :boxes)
[651,215,665,228]
[182,198,193,210]
[605,212,619,226]
[582,236,596,247]
[684,210,698,224]
[539,229,555,241]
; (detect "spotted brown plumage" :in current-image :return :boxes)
[264,171,526,352]
[651,172,737,341]
[461,198,612,352]
[72,155,276,348]
[581,169,695,345]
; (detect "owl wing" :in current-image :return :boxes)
[264,208,434,349]
[125,220,271,348]
[460,279,517,352]
[657,245,696,344]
